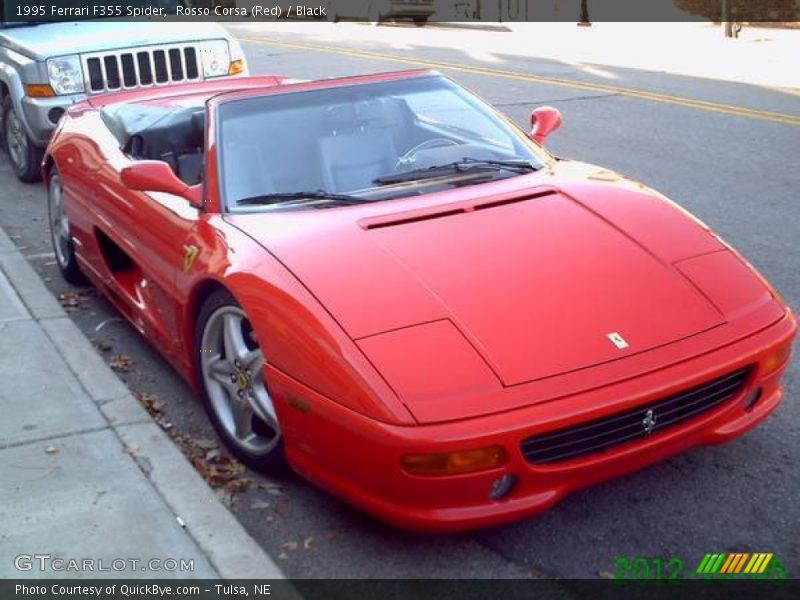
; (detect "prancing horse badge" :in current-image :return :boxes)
[607,332,629,350]
[183,244,199,272]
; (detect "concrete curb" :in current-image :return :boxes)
[0,224,286,580]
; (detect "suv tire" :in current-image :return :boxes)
[2,96,44,183]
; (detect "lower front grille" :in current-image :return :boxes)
[520,367,751,465]
[84,45,201,93]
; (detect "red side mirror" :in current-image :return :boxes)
[529,106,563,145]
[120,161,202,208]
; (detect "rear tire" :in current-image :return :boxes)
[195,289,287,473]
[2,97,44,183]
[47,168,86,285]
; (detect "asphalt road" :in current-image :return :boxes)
[1,23,798,580]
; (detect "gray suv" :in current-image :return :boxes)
[0,10,247,181]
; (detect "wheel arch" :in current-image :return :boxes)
[42,154,56,186]
[182,277,231,382]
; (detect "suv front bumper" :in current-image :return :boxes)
[20,93,86,147]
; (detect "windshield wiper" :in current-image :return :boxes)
[236,190,368,207]
[373,158,538,185]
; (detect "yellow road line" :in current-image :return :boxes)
[241,37,800,127]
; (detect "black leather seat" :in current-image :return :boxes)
[175,111,205,185]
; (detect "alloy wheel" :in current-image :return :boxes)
[48,174,71,268]
[200,306,280,455]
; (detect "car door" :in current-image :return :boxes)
[91,151,199,360]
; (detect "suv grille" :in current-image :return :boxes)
[83,45,201,93]
[520,368,751,465]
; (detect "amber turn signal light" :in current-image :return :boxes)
[402,445,507,476]
[25,84,56,98]
[228,59,246,76]
[763,342,793,377]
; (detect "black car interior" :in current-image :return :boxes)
[102,103,206,186]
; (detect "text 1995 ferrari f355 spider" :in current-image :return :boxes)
[43,70,796,531]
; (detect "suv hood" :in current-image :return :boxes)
[228,174,729,391]
[1,22,228,60]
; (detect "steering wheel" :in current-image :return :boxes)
[395,138,459,170]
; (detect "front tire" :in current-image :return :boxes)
[47,168,86,285]
[2,97,44,183]
[195,289,286,472]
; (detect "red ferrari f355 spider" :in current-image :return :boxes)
[44,70,795,531]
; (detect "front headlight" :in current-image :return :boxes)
[46,55,85,95]
[199,40,231,78]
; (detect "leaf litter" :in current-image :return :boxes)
[133,391,257,506]
[57,289,96,311]
[109,353,134,372]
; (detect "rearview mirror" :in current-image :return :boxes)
[529,106,563,145]
[120,161,202,208]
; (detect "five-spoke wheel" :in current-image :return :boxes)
[47,168,85,284]
[196,290,285,470]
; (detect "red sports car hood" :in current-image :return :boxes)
[227,166,740,400]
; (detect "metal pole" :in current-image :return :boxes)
[578,0,591,26]
[722,0,733,37]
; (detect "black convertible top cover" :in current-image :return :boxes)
[100,102,205,162]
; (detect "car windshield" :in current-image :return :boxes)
[217,75,549,212]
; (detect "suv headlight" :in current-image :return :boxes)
[46,55,85,95]
[199,40,231,78]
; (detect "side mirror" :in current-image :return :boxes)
[120,161,202,208]
[529,106,562,145]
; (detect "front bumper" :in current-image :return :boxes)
[268,309,796,532]
[21,93,86,146]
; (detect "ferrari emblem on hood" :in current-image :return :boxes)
[607,332,629,350]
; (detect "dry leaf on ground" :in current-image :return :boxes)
[109,353,134,372]
[57,289,95,310]
[133,390,254,504]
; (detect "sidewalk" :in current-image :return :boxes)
[0,226,283,579]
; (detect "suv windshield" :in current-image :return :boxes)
[217,75,549,212]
